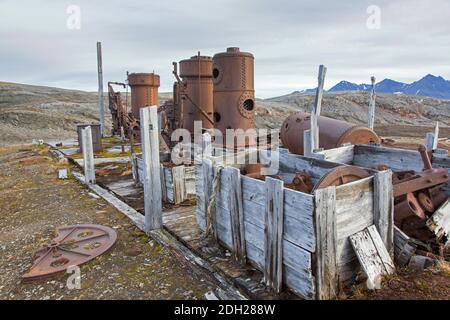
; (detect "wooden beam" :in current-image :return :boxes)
[172,165,185,205]
[367,76,376,130]
[425,122,439,151]
[350,225,395,289]
[264,177,284,293]
[140,106,163,232]
[313,186,337,300]
[81,126,95,184]
[96,41,105,136]
[202,158,215,239]
[310,65,327,151]
[303,129,312,156]
[227,167,246,265]
[373,170,394,256]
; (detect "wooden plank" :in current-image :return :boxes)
[202,158,215,238]
[426,199,450,247]
[81,126,95,184]
[140,106,162,232]
[304,129,312,156]
[354,145,424,172]
[264,177,284,293]
[394,226,417,266]
[367,76,376,129]
[314,186,337,300]
[312,145,354,164]
[349,225,395,288]
[172,165,185,204]
[226,167,246,265]
[160,164,167,202]
[373,171,394,256]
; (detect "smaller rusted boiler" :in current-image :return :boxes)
[280,112,380,154]
[127,72,160,119]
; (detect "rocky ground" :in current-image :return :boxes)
[1,81,449,146]
[0,145,219,300]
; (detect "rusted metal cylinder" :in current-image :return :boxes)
[127,73,160,119]
[212,47,256,147]
[179,55,214,133]
[280,112,380,154]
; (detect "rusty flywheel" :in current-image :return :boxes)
[22,224,117,281]
[313,166,371,191]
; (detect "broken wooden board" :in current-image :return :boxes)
[393,226,417,267]
[426,199,450,247]
[350,225,395,288]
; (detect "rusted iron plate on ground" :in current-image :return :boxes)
[22,224,117,281]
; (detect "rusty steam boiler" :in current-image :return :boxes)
[280,112,380,154]
[127,72,160,120]
[212,47,256,147]
[174,54,214,133]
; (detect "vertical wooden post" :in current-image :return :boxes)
[140,106,162,232]
[303,129,312,156]
[314,186,337,300]
[227,167,246,265]
[374,170,394,256]
[264,177,284,293]
[160,164,167,202]
[172,165,186,204]
[425,122,439,151]
[311,65,327,151]
[202,132,212,158]
[97,41,105,136]
[82,126,96,184]
[368,76,376,130]
[202,158,215,239]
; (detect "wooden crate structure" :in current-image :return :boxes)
[195,149,394,300]
[132,154,196,204]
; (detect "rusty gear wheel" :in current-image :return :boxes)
[22,224,117,281]
[313,166,371,191]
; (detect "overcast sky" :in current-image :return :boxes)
[1,0,449,98]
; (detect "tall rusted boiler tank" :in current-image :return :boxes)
[280,112,380,155]
[212,47,256,147]
[179,55,214,133]
[127,73,160,119]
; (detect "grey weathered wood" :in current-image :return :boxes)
[226,167,246,265]
[202,158,215,238]
[160,164,167,202]
[426,199,450,247]
[310,65,326,152]
[425,122,439,151]
[140,106,162,232]
[335,177,374,285]
[172,165,185,204]
[394,226,416,266]
[314,186,337,300]
[373,170,394,256]
[97,42,105,136]
[312,145,354,164]
[202,132,212,158]
[349,225,395,288]
[81,126,95,184]
[367,76,376,130]
[354,145,424,172]
[264,177,284,293]
[303,129,312,156]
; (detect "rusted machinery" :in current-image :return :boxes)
[128,72,160,119]
[381,145,449,241]
[108,82,138,136]
[280,112,381,154]
[173,54,214,133]
[213,47,256,147]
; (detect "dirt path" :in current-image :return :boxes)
[0,145,217,300]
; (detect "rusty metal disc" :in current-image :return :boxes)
[313,166,371,191]
[22,224,117,281]
[417,192,434,212]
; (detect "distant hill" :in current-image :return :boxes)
[302,74,450,100]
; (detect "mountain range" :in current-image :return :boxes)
[295,74,450,100]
